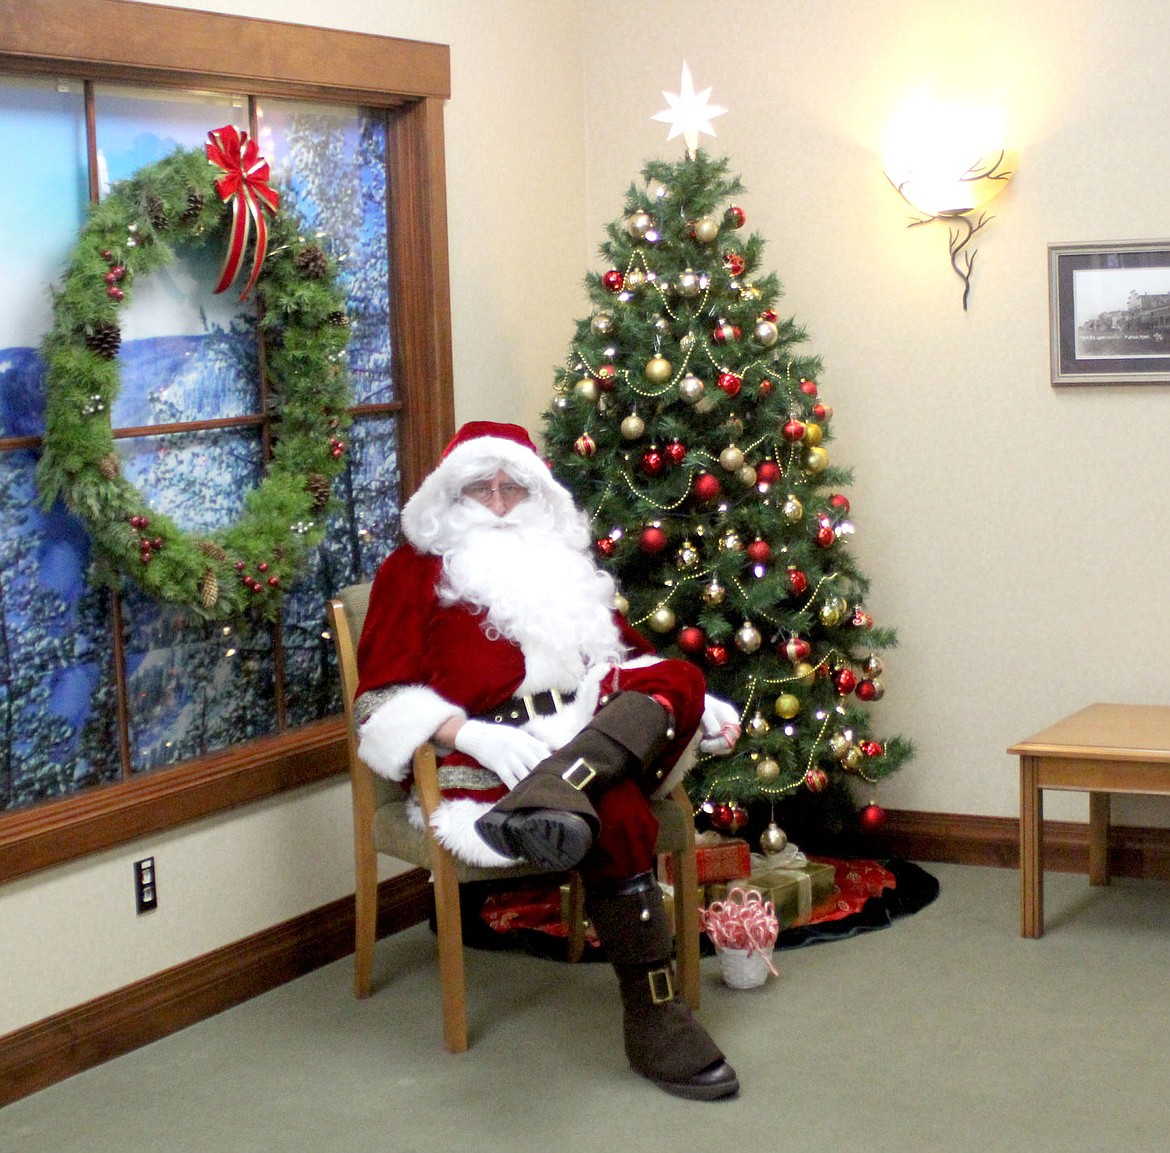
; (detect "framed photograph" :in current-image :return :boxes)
[1049,240,1170,385]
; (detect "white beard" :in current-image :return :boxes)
[435,498,627,694]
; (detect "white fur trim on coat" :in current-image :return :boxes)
[406,795,521,868]
[358,685,464,782]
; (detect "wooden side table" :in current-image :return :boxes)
[1009,703,1170,937]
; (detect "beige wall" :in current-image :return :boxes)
[5,0,1170,1035]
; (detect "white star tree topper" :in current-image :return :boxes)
[652,62,728,155]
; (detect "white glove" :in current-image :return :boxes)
[454,720,552,788]
[699,695,741,756]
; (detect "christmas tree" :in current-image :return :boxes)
[542,67,912,846]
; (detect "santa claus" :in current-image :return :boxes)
[355,420,741,1101]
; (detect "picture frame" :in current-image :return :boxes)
[1049,240,1170,386]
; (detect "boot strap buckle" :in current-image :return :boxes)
[647,966,674,1004]
[561,758,597,790]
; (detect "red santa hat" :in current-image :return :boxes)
[400,420,588,553]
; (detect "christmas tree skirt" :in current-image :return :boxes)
[452,858,938,963]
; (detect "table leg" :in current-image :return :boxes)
[1088,791,1110,886]
[1020,754,1043,938]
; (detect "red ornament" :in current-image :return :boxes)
[708,802,734,832]
[267,575,281,588]
[830,493,851,515]
[705,643,730,667]
[853,609,874,629]
[257,561,269,573]
[813,402,832,421]
[833,668,858,695]
[693,473,722,502]
[815,524,835,548]
[804,767,829,793]
[726,205,746,228]
[799,378,818,396]
[727,804,748,833]
[856,678,884,702]
[716,371,742,396]
[782,418,806,442]
[641,449,665,477]
[862,740,884,757]
[760,308,779,322]
[756,460,781,487]
[639,525,668,555]
[712,322,740,344]
[782,636,812,662]
[746,538,771,564]
[787,567,808,595]
[596,365,617,392]
[574,433,596,457]
[677,626,707,655]
[107,286,124,301]
[723,252,746,277]
[858,803,887,832]
[595,537,616,558]
[758,378,773,396]
[665,440,687,466]
[601,269,624,293]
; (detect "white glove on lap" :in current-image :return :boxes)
[699,694,741,756]
[454,720,552,789]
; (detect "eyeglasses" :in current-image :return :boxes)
[462,480,530,507]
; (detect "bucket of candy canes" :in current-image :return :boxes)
[700,886,779,989]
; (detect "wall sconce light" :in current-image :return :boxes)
[884,98,1015,310]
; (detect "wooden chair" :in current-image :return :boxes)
[327,582,702,1053]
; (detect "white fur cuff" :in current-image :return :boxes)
[358,685,464,782]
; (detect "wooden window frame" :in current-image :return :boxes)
[0,0,455,882]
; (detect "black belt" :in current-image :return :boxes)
[473,689,576,727]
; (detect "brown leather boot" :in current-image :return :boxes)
[475,693,674,870]
[587,871,739,1101]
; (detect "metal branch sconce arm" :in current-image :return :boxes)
[887,148,1016,311]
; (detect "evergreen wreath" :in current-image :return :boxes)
[36,130,352,620]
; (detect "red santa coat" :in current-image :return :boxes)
[354,543,702,867]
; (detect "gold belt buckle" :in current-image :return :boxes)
[647,966,674,1004]
[561,758,597,790]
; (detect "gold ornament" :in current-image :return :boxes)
[719,530,742,552]
[620,413,645,440]
[693,215,719,243]
[678,374,705,404]
[590,311,614,335]
[679,331,696,353]
[756,760,782,785]
[649,605,677,633]
[842,745,864,771]
[736,623,763,653]
[737,464,758,488]
[645,354,672,383]
[803,445,829,474]
[774,693,801,719]
[702,579,726,606]
[864,653,884,678]
[625,210,653,239]
[676,541,700,568]
[676,268,702,297]
[803,422,823,446]
[760,820,788,853]
[624,267,647,291]
[746,710,770,737]
[754,319,779,347]
[793,661,816,685]
[575,377,599,403]
[613,593,629,615]
[782,495,804,523]
[719,445,745,472]
[820,601,843,627]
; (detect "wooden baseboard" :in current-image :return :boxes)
[6,810,1170,1107]
[0,868,434,1108]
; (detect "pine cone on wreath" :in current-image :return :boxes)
[305,472,332,512]
[196,539,229,562]
[327,310,350,329]
[96,453,121,480]
[145,193,169,232]
[178,188,205,225]
[84,319,122,360]
[199,569,220,610]
[295,245,329,280]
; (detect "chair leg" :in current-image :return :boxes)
[353,837,378,999]
[670,785,701,1011]
[565,871,587,963]
[430,841,469,1054]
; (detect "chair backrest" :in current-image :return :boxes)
[329,582,406,806]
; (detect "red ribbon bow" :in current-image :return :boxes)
[205,125,279,300]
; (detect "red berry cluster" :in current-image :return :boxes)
[128,515,164,564]
[101,249,127,301]
[235,559,281,593]
[329,437,346,460]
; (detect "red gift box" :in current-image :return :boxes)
[665,832,751,885]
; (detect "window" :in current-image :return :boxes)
[0,1,453,881]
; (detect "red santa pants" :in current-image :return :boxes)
[578,658,706,885]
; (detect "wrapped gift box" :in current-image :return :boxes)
[664,832,751,885]
[706,859,837,930]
